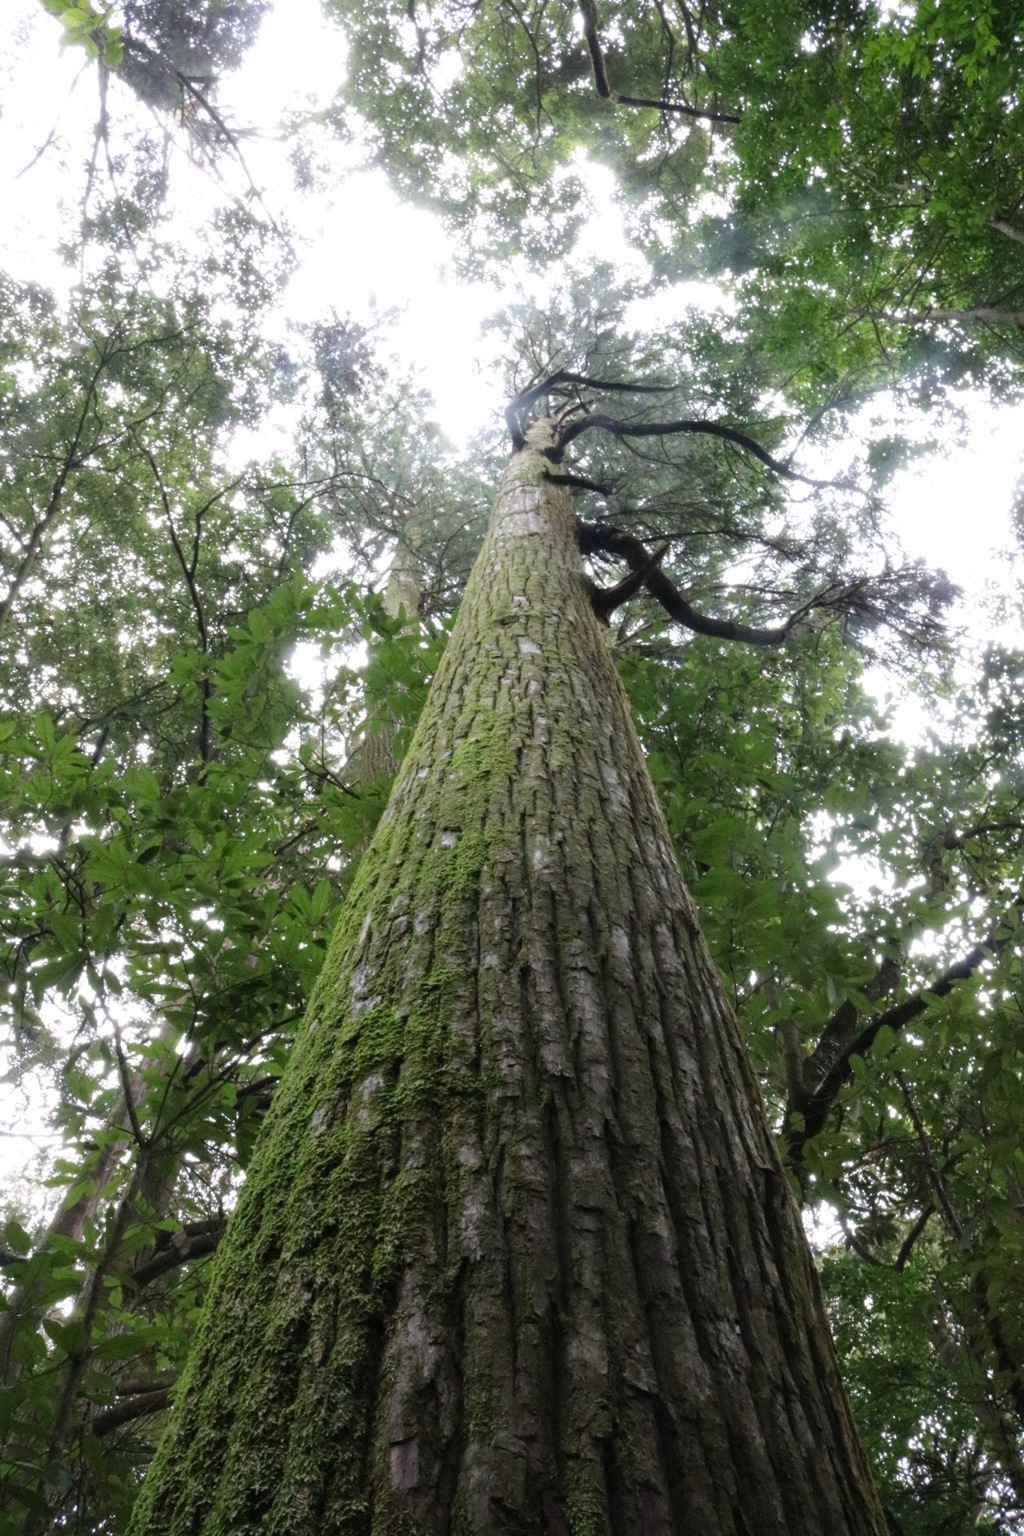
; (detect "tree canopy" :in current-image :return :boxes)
[1,0,1024,1530]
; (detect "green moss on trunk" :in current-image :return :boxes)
[130,422,887,1536]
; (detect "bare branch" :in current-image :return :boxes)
[506,370,676,448]
[589,540,671,621]
[575,518,880,644]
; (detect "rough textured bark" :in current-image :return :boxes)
[129,421,887,1535]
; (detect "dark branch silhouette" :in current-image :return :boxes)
[589,540,670,621]
[577,519,798,642]
[557,411,831,485]
[574,519,889,646]
[506,370,676,448]
[93,1387,174,1438]
[578,0,740,123]
[786,894,1024,1162]
[506,370,832,485]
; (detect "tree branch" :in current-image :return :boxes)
[786,899,1024,1161]
[557,411,831,484]
[507,370,676,448]
[112,1023,148,1150]
[589,540,670,621]
[127,1228,223,1291]
[131,430,213,763]
[880,306,1024,328]
[121,35,281,232]
[0,347,107,634]
[575,518,875,644]
[894,1071,965,1243]
[895,1205,934,1271]
[578,0,740,122]
[92,1386,173,1438]
[987,217,1024,246]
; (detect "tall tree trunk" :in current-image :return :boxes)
[129,421,887,1535]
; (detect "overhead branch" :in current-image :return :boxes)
[120,35,281,232]
[880,306,1024,328]
[987,217,1024,246]
[92,1386,174,1438]
[131,430,213,763]
[574,517,893,644]
[895,1205,935,1271]
[557,411,833,485]
[507,373,833,487]
[112,1023,147,1150]
[786,897,1024,1162]
[589,540,670,621]
[574,519,939,645]
[578,0,740,123]
[577,519,789,642]
[126,1227,223,1291]
[894,1071,965,1243]
[506,370,677,448]
[544,470,617,496]
[0,348,107,634]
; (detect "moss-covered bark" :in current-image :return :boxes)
[130,421,887,1535]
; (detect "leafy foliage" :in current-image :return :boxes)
[6,0,1024,1528]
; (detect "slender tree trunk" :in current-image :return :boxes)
[129,421,887,1535]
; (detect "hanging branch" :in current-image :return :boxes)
[578,0,740,123]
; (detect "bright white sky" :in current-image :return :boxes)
[3,0,1019,575]
[0,0,1022,1185]
[9,0,1007,596]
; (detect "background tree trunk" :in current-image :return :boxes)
[129,420,887,1535]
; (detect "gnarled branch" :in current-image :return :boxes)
[575,518,869,645]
